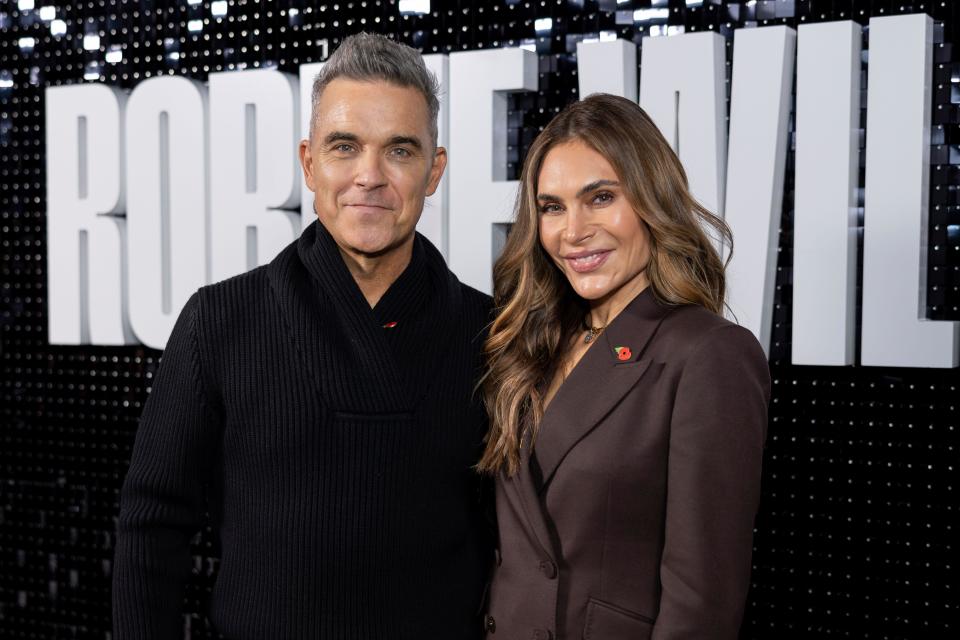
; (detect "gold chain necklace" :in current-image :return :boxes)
[583,321,605,344]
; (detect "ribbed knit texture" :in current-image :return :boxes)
[112,221,493,639]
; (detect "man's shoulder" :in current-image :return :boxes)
[448,276,493,333]
[418,233,492,316]
[196,264,273,309]
[195,234,300,309]
[449,281,492,352]
[190,265,278,350]
[457,281,493,314]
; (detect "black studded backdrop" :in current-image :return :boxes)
[2,0,959,638]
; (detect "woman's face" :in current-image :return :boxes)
[536,139,651,309]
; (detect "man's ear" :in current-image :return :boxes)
[425,146,447,197]
[299,139,315,192]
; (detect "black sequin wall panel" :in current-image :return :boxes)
[1,1,959,639]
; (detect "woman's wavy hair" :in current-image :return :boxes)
[477,93,732,476]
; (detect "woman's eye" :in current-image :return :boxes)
[592,191,614,205]
[539,203,562,215]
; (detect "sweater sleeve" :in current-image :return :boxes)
[652,324,771,640]
[112,292,221,639]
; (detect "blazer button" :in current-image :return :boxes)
[531,629,553,640]
[484,614,496,633]
[538,559,557,579]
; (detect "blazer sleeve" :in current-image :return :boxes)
[112,292,222,639]
[652,323,771,640]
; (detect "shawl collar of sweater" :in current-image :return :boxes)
[266,220,463,415]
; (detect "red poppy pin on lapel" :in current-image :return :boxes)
[614,346,632,361]
[383,321,398,329]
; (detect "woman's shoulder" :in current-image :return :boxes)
[661,301,735,334]
[653,302,766,367]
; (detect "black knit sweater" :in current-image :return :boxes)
[112,221,493,639]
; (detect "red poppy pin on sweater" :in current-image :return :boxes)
[614,346,632,361]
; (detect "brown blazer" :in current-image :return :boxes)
[486,288,771,640]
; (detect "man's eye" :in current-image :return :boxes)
[333,143,355,153]
[390,147,412,158]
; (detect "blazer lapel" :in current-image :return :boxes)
[500,429,560,560]
[533,288,672,489]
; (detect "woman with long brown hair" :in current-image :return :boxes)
[479,94,771,639]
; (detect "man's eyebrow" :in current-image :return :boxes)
[386,135,423,149]
[322,132,424,150]
[536,179,620,201]
[323,131,361,145]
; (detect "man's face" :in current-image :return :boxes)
[299,78,446,260]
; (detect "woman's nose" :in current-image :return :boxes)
[562,208,592,243]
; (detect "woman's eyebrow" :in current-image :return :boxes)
[537,179,619,202]
[576,179,619,198]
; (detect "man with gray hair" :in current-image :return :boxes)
[113,33,492,639]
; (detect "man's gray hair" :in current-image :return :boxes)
[310,33,440,147]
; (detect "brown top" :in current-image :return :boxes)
[486,287,771,640]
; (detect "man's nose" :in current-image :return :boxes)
[354,149,387,189]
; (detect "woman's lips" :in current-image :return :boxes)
[564,250,611,273]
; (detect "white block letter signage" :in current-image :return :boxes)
[39,25,958,362]
[862,14,958,367]
[45,83,134,345]
[792,21,862,366]
[576,39,637,101]
[210,69,301,282]
[723,26,796,353]
[448,47,538,293]
[639,32,727,217]
[298,61,325,230]
[419,54,450,257]
[126,76,209,349]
